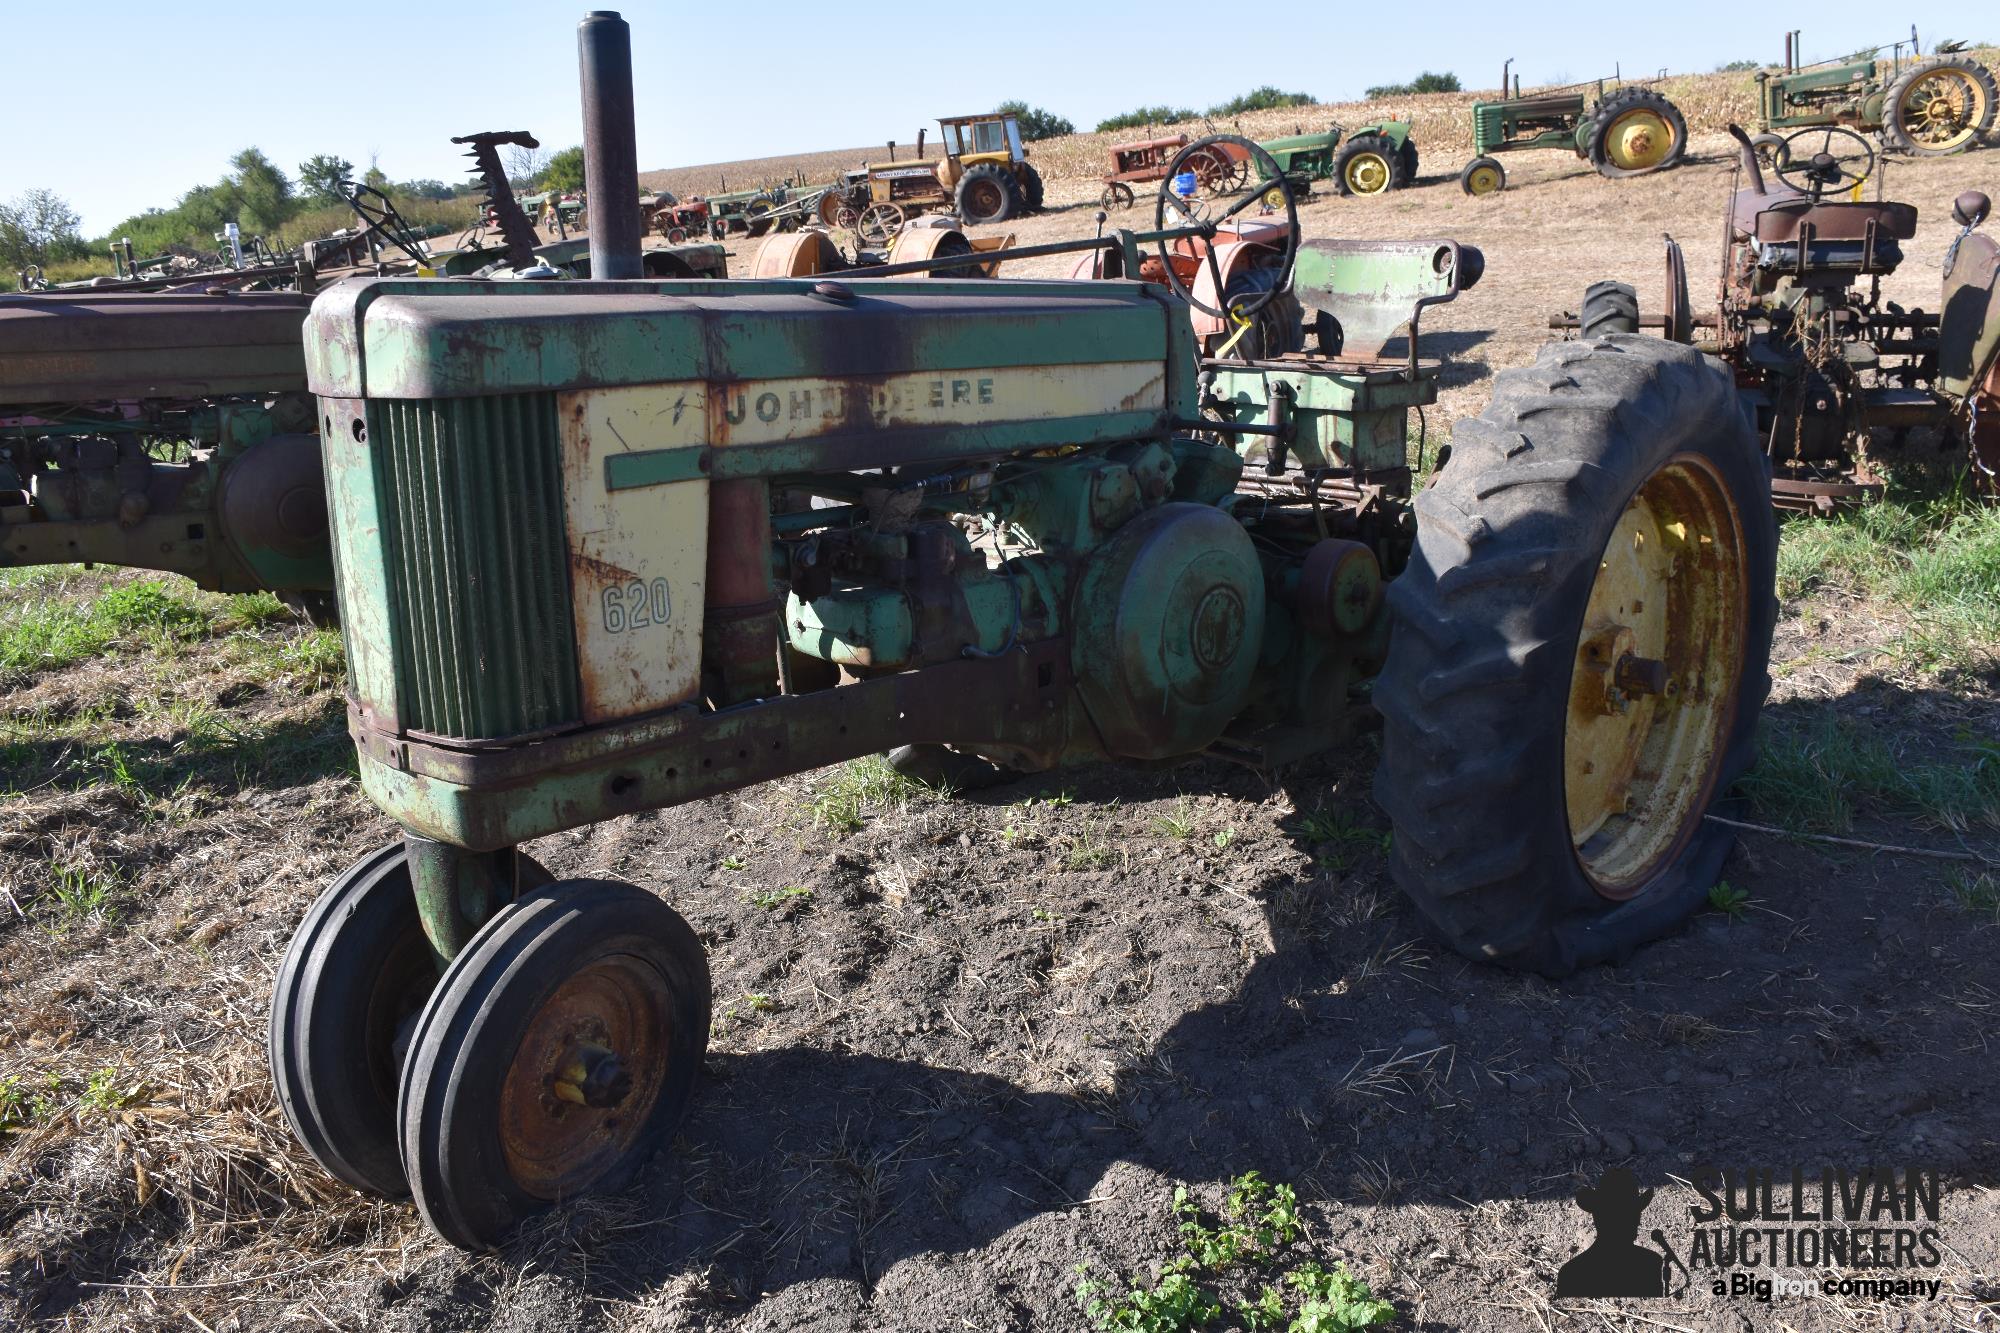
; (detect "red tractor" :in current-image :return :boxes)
[650,196,712,244]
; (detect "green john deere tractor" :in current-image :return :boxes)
[266,14,1780,1252]
[1459,60,1689,195]
[1257,120,1420,197]
[1751,29,1995,161]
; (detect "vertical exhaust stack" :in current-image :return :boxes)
[579,10,642,279]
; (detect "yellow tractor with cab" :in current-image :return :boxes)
[824,111,1048,237]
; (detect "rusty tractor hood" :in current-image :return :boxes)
[0,288,311,402]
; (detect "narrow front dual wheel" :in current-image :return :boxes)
[271,855,709,1249]
[400,880,710,1249]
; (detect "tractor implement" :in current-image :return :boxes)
[269,9,1781,1251]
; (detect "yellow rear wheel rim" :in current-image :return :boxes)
[1563,455,1746,898]
[1467,166,1501,195]
[1345,152,1391,195]
[1900,68,1986,151]
[1605,109,1674,170]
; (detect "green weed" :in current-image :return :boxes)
[1742,718,2000,834]
[276,629,346,689]
[1248,1256,1392,1328]
[1152,800,1197,841]
[1708,880,1752,920]
[1945,869,2000,924]
[745,884,812,911]
[79,1067,144,1115]
[1064,823,1117,871]
[1078,1173,1391,1333]
[48,863,119,927]
[1212,827,1238,852]
[721,854,748,871]
[0,578,214,681]
[0,1072,60,1140]
[1775,499,2000,674]
[809,756,930,834]
[1078,1259,1222,1333]
[1297,809,1392,871]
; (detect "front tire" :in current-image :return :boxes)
[1374,335,1776,976]
[398,880,710,1250]
[269,842,550,1196]
[1460,156,1506,195]
[1579,280,1639,338]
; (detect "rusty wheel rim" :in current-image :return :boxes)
[1563,454,1747,898]
[497,954,672,1200]
[962,179,1005,219]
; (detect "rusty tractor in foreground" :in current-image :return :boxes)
[269,13,1779,1252]
[1557,125,1999,509]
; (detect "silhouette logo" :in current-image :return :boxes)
[1556,1169,1670,1298]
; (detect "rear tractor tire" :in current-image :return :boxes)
[955,162,1023,225]
[1587,87,1688,178]
[1579,280,1639,338]
[1333,134,1405,197]
[1882,55,1998,157]
[1374,334,1777,976]
[1019,163,1046,212]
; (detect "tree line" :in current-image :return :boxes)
[1,143,589,284]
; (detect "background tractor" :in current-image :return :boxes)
[0,290,335,620]
[1259,120,1419,198]
[269,20,1781,1253]
[1458,61,1688,195]
[1752,28,1996,161]
[1558,125,2000,508]
[0,126,727,623]
[827,112,1048,235]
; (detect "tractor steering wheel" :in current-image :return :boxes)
[1153,134,1300,322]
[1773,127,1875,200]
[340,181,431,267]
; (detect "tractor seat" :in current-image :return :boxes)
[1749,198,1917,274]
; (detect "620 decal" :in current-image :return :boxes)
[600,578,672,634]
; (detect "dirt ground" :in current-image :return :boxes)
[4,130,2000,1332]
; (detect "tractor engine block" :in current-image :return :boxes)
[303,275,1405,848]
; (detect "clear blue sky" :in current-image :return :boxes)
[1,0,1968,236]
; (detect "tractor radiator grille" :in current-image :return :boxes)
[366,393,581,740]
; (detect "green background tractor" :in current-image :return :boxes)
[1753,28,1995,160]
[1458,61,1688,195]
[1257,120,1420,197]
